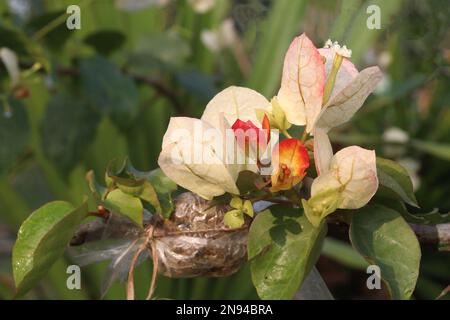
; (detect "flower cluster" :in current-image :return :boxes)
[158,33,383,228]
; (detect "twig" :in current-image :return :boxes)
[126,242,146,300]
[409,223,450,249]
[436,284,450,300]
[55,67,184,115]
[146,242,158,300]
[130,73,184,115]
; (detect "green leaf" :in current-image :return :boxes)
[248,206,327,299]
[322,237,368,270]
[0,26,29,55]
[376,157,418,207]
[128,31,191,74]
[86,170,107,201]
[104,189,143,227]
[0,100,30,178]
[350,204,421,300]
[41,92,100,173]
[80,56,139,128]
[405,208,450,225]
[26,10,74,50]
[224,210,245,228]
[12,201,88,297]
[105,160,176,218]
[412,139,450,161]
[175,70,217,102]
[247,0,307,96]
[83,30,126,56]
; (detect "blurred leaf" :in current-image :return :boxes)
[115,0,164,11]
[12,201,88,297]
[83,30,126,56]
[0,26,29,55]
[40,92,100,173]
[80,56,139,128]
[248,0,307,96]
[350,204,421,300]
[26,10,74,50]
[86,170,107,201]
[175,70,217,102]
[376,157,418,207]
[322,237,368,270]
[407,208,450,225]
[330,0,363,41]
[128,31,191,73]
[248,206,327,299]
[104,189,143,227]
[344,0,403,63]
[412,139,450,161]
[0,100,30,177]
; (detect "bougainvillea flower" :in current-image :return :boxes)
[270,138,309,192]
[303,146,378,226]
[158,117,239,200]
[158,86,270,200]
[276,34,382,134]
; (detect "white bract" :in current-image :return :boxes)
[304,145,378,226]
[201,19,237,53]
[312,146,378,209]
[275,35,382,135]
[158,86,270,200]
[276,34,325,133]
[0,47,20,87]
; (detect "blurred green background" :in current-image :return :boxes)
[0,0,449,299]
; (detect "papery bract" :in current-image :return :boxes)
[313,127,333,175]
[270,138,309,192]
[312,146,378,208]
[315,49,383,132]
[158,117,239,200]
[277,33,325,133]
[305,146,378,226]
[201,85,270,129]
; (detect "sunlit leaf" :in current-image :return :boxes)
[376,157,418,207]
[350,204,421,300]
[104,189,143,227]
[248,206,327,299]
[12,201,88,297]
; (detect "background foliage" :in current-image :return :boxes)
[0,0,449,299]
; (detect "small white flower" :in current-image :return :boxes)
[383,127,409,144]
[324,39,333,48]
[322,39,352,58]
[201,19,237,53]
[337,45,352,58]
[188,0,216,13]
